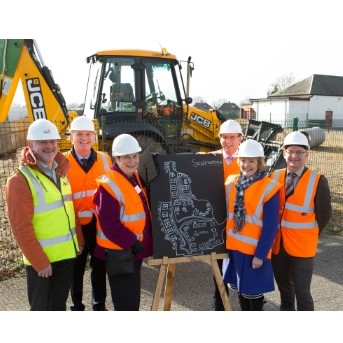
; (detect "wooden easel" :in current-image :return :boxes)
[147,252,232,311]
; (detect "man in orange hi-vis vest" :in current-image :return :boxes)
[199,119,243,310]
[65,116,112,311]
[270,131,332,311]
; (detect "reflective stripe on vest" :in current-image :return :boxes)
[65,150,112,225]
[283,171,317,214]
[98,174,145,222]
[271,168,320,257]
[21,166,73,214]
[20,165,78,264]
[39,228,77,247]
[225,174,237,205]
[226,176,281,258]
[73,189,97,200]
[281,171,319,231]
[95,170,146,250]
[98,151,111,172]
[227,180,278,241]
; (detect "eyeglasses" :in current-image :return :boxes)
[220,135,240,141]
[285,150,307,156]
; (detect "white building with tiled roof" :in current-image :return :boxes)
[250,74,343,128]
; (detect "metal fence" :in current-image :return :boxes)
[0,119,342,278]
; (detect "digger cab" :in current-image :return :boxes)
[82,49,189,153]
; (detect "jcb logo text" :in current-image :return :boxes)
[26,78,47,120]
[190,113,211,128]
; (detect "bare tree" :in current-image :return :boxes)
[268,73,296,95]
[239,97,252,106]
[211,98,229,109]
[191,96,206,104]
[67,102,81,110]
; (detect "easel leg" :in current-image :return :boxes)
[163,263,176,311]
[151,257,169,311]
[211,252,232,311]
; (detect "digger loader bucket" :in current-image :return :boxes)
[242,119,286,173]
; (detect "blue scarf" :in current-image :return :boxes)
[234,170,265,232]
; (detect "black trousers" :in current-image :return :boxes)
[272,243,314,311]
[107,259,142,311]
[70,216,107,310]
[26,259,75,311]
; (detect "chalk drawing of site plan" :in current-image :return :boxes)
[157,160,226,256]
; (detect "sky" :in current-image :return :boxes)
[4,0,343,108]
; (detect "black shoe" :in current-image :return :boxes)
[249,296,264,311]
[213,297,225,311]
[238,294,250,311]
[70,304,85,311]
[93,304,107,311]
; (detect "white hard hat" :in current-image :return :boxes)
[27,119,61,140]
[219,120,242,135]
[238,139,264,157]
[112,134,142,157]
[70,116,95,131]
[283,131,309,149]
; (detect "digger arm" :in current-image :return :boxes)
[0,39,70,133]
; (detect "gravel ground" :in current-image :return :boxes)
[1,232,342,312]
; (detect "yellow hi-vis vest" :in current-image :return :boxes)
[225,175,281,259]
[20,165,79,265]
[95,170,146,250]
[270,169,320,257]
[64,151,111,225]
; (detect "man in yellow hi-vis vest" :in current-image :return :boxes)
[5,119,84,311]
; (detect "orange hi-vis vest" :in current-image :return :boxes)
[270,169,321,257]
[223,157,240,181]
[212,149,240,180]
[225,175,281,259]
[65,151,111,225]
[95,170,147,250]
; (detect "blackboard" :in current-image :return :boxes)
[149,154,227,259]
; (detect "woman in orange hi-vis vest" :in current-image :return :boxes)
[223,139,281,311]
[270,131,332,311]
[93,134,153,311]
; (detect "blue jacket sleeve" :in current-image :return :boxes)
[255,192,280,260]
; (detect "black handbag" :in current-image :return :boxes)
[106,249,134,277]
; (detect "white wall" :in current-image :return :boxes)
[251,99,291,124]
[309,96,343,120]
[252,96,343,127]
